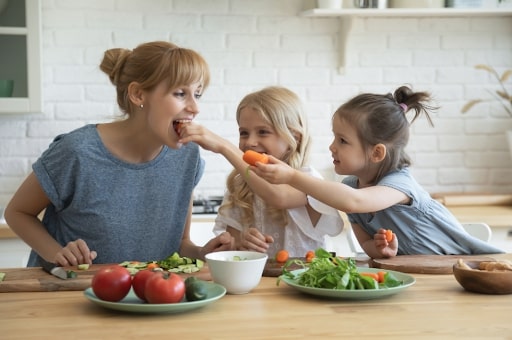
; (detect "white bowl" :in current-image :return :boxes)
[205,251,268,294]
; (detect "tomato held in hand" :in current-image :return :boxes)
[145,271,185,304]
[132,269,158,302]
[91,266,132,302]
[385,229,394,242]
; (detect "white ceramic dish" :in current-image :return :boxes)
[205,250,268,294]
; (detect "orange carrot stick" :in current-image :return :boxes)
[243,150,269,166]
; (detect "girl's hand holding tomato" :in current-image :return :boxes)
[374,228,398,258]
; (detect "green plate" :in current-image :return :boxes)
[83,283,226,313]
[280,267,415,300]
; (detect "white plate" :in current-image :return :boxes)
[83,283,226,313]
[280,267,415,300]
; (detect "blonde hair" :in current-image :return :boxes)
[219,86,311,227]
[99,41,210,115]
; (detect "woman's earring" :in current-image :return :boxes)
[140,104,144,109]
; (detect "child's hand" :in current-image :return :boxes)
[240,227,274,253]
[54,238,97,266]
[178,122,226,153]
[250,155,295,185]
[374,228,398,257]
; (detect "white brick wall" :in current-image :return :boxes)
[0,0,511,207]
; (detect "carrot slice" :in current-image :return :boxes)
[385,229,393,242]
[275,250,289,263]
[243,150,269,166]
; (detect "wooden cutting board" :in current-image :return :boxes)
[263,258,305,277]
[0,264,211,293]
[370,255,497,274]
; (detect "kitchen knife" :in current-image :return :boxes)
[40,259,68,280]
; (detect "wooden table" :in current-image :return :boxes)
[1,254,512,339]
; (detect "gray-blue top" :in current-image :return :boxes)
[27,124,204,266]
[343,168,504,255]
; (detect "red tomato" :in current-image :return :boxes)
[91,266,132,302]
[132,269,157,301]
[145,271,185,304]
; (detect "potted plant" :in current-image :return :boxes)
[461,65,512,158]
[461,64,512,115]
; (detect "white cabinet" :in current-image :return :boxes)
[0,0,42,114]
[190,214,216,246]
[0,238,30,268]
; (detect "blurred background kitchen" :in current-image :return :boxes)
[0,0,511,265]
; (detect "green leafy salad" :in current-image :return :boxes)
[278,248,403,290]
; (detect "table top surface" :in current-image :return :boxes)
[2,254,512,339]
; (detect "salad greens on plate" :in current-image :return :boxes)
[278,248,403,290]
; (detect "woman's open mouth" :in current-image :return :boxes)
[173,119,191,135]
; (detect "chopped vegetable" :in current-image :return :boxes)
[66,270,77,279]
[146,262,159,270]
[118,253,203,274]
[305,250,315,263]
[385,229,393,242]
[0,272,5,282]
[275,250,289,263]
[77,264,90,270]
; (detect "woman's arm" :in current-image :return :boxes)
[180,199,235,260]
[4,172,92,264]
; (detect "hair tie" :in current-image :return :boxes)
[399,103,408,112]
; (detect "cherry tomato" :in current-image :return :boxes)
[145,271,185,304]
[132,269,158,301]
[275,250,289,263]
[305,250,315,263]
[91,266,132,302]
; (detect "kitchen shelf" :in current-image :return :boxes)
[0,0,42,114]
[300,8,512,17]
[300,7,512,73]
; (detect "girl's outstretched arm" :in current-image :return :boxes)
[179,123,308,209]
[252,155,409,214]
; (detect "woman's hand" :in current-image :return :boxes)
[54,238,97,266]
[373,228,398,258]
[239,227,274,253]
[199,232,235,259]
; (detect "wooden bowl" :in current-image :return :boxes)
[453,261,512,295]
